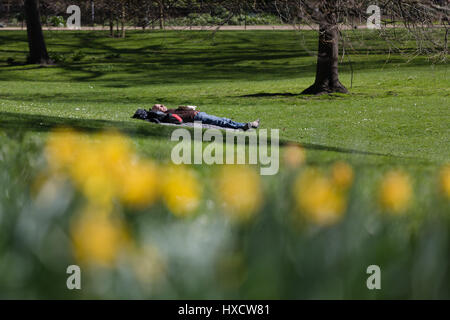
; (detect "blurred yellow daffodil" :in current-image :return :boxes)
[96,130,134,166]
[119,160,159,208]
[331,161,354,190]
[378,170,412,214]
[294,168,346,226]
[71,206,130,267]
[439,164,450,199]
[45,129,161,209]
[45,128,81,171]
[283,144,306,169]
[216,165,262,222]
[161,165,201,217]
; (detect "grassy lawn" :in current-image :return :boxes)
[0,30,448,165]
[0,29,449,299]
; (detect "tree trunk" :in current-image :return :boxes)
[159,0,165,30]
[24,0,52,65]
[301,21,347,95]
[109,17,114,37]
[109,6,114,36]
[121,2,126,38]
[91,1,95,26]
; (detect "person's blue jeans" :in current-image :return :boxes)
[193,112,247,130]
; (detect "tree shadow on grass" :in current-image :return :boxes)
[240,92,302,98]
[237,92,352,99]
[0,111,175,140]
[0,111,429,164]
[294,142,419,161]
[0,30,435,86]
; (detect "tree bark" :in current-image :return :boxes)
[24,0,52,65]
[121,2,126,38]
[301,21,348,95]
[159,0,165,30]
[109,13,114,37]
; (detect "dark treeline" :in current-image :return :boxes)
[1,1,283,33]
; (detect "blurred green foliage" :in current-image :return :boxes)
[46,16,66,28]
[0,132,448,299]
[169,13,280,26]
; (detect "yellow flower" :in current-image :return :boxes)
[216,165,262,222]
[378,170,412,214]
[96,130,134,167]
[120,160,159,208]
[71,206,129,266]
[294,168,346,226]
[331,161,354,190]
[45,129,158,207]
[46,130,113,205]
[439,164,450,198]
[45,128,81,171]
[161,165,201,217]
[283,144,306,169]
[70,145,116,206]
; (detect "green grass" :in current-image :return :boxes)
[0,29,449,299]
[0,29,448,167]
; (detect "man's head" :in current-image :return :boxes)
[152,104,167,112]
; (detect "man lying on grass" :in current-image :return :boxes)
[152,104,260,131]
